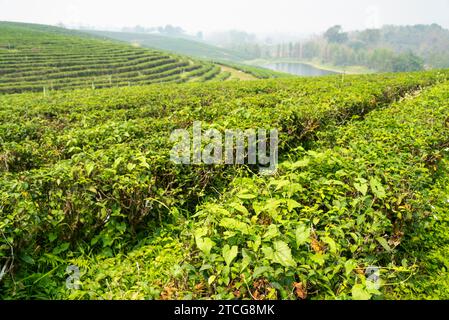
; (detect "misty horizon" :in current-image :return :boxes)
[1,0,448,37]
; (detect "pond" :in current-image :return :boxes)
[263,62,340,77]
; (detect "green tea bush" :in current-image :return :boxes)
[1,68,449,299]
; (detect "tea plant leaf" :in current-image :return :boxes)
[253,266,272,279]
[351,284,372,300]
[236,190,257,200]
[354,178,368,196]
[370,177,386,198]
[286,199,301,212]
[295,224,311,248]
[219,218,249,234]
[196,237,214,256]
[222,245,238,266]
[229,202,249,215]
[322,236,338,254]
[376,237,392,252]
[344,260,358,276]
[263,224,280,240]
[273,241,296,268]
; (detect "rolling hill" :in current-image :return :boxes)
[0,22,242,94]
[86,30,253,62]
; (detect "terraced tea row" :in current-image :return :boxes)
[0,22,236,94]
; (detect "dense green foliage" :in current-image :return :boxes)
[1,67,449,299]
[183,81,449,299]
[0,22,242,94]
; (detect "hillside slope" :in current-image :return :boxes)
[84,30,293,79]
[0,22,234,94]
[86,30,252,62]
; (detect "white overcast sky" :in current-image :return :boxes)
[1,0,448,34]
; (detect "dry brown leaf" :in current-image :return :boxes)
[160,284,177,300]
[355,267,365,275]
[293,282,307,300]
[252,279,270,300]
[194,283,205,291]
[311,238,324,253]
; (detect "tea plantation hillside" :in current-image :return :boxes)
[87,29,251,62]
[0,22,262,94]
[1,68,449,299]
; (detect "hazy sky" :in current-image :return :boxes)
[1,0,448,34]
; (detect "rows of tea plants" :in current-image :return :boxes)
[0,69,449,299]
[0,22,243,94]
[177,81,449,299]
[384,156,449,299]
[48,78,449,300]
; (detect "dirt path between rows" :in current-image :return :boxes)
[219,65,257,81]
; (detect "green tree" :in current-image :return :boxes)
[392,52,424,72]
[324,25,348,44]
[359,29,381,44]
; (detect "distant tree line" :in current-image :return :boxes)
[233,24,449,72]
